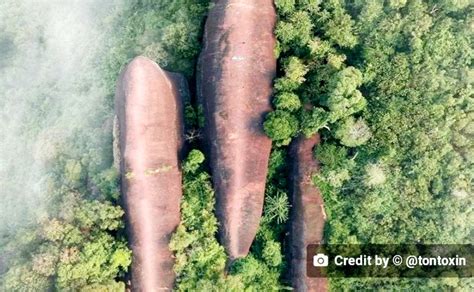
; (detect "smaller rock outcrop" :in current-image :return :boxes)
[288,134,328,292]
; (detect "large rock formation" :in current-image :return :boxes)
[289,134,328,292]
[197,0,277,260]
[115,56,185,291]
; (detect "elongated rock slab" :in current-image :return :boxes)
[197,0,277,260]
[115,56,185,291]
[289,134,328,292]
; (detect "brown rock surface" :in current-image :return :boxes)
[289,134,328,292]
[197,0,277,260]
[115,56,185,291]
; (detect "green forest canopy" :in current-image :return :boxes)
[265,0,473,289]
[1,0,210,290]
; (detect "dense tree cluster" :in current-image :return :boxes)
[105,0,210,83]
[305,0,472,290]
[263,0,472,290]
[316,0,473,245]
[170,115,291,290]
[1,163,131,291]
[1,1,211,290]
[265,0,371,147]
[170,150,228,290]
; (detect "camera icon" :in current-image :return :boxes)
[313,253,329,267]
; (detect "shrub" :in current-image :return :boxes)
[264,110,299,145]
[273,92,301,112]
[335,117,372,147]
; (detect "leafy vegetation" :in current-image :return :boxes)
[315,0,473,245]
[1,164,131,291]
[170,122,292,290]
[265,0,370,146]
[170,150,228,290]
[0,0,210,290]
[105,0,210,82]
[267,0,472,290]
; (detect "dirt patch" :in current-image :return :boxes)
[115,56,185,291]
[197,0,277,260]
[289,134,328,291]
